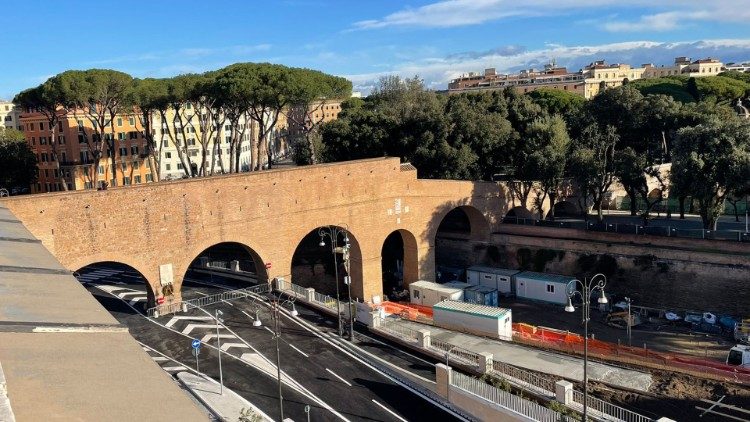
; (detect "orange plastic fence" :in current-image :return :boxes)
[377,301,432,320]
[512,322,750,383]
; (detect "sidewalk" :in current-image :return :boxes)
[177,372,272,422]
[393,319,653,393]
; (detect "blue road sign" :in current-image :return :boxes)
[191,339,201,349]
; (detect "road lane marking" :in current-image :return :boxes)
[221,342,250,351]
[201,333,236,343]
[241,310,256,320]
[194,291,209,297]
[264,326,275,335]
[182,323,219,335]
[371,400,408,422]
[221,299,234,307]
[163,366,187,372]
[289,344,309,358]
[165,316,213,328]
[325,368,352,387]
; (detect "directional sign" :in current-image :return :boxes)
[191,339,201,349]
[265,262,272,269]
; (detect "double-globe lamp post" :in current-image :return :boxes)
[251,296,298,422]
[564,273,608,422]
[318,225,354,340]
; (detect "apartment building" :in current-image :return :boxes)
[725,62,750,73]
[448,56,726,99]
[1,100,22,131]
[286,99,343,138]
[20,110,153,193]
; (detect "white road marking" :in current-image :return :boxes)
[181,323,219,335]
[264,327,275,335]
[325,368,352,387]
[152,356,169,362]
[128,297,146,306]
[163,366,187,372]
[241,310,256,320]
[193,291,209,297]
[201,333,236,343]
[371,400,408,422]
[117,291,144,299]
[220,342,250,351]
[289,344,309,358]
[221,299,234,307]
[165,316,213,328]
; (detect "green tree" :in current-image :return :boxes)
[130,78,169,181]
[13,82,68,190]
[569,124,619,221]
[524,115,570,219]
[526,88,585,122]
[673,118,750,229]
[0,128,37,189]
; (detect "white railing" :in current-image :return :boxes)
[312,290,338,310]
[288,283,308,298]
[147,284,270,317]
[451,371,572,422]
[206,260,230,269]
[572,390,651,422]
[431,338,480,366]
[491,361,556,397]
[378,318,420,342]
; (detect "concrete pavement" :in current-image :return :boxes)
[178,372,271,422]
[394,319,653,392]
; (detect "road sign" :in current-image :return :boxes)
[265,262,272,269]
[157,296,165,305]
[191,339,201,349]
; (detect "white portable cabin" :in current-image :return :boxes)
[466,266,521,296]
[409,280,466,307]
[514,271,574,305]
[433,300,512,341]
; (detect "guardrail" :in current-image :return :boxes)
[451,371,572,422]
[502,216,750,243]
[379,318,420,342]
[147,284,270,317]
[431,338,480,366]
[572,389,651,422]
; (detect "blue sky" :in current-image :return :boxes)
[1,0,750,98]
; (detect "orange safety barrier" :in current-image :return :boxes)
[512,321,750,384]
[378,301,432,321]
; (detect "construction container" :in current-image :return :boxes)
[409,280,466,307]
[433,300,512,340]
[514,271,575,305]
[466,266,521,296]
[464,285,499,307]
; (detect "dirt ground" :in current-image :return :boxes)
[501,298,750,420]
[503,298,735,361]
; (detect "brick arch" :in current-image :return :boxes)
[435,204,491,241]
[290,225,364,300]
[180,238,271,287]
[505,206,534,220]
[380,228,419,294]
[73,259,157,304]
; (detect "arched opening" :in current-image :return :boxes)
[551,201,579,218]
[381,229,418,301]
[435,205,491,281]
[184,242,267,294]
[74,261,154,312]
[291,226,363,300]
[504,206,534,221]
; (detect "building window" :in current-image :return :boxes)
[118,132,125,140]
[121,162,127,172]
[165,152,171,159]
[78,134,85,143]
[177,163,183,170]
[40,137,47,145]
[128,116,135,126]
[190,150,197,157]
[546,284,555,294]
[162,140,169,147]
[119,147,128,156]
[84,181,93,190]
[145,174,153,182]
[134,175,142,184]
[58,121,63,131]
[117,117,123,127]
[31,137,35,145]
[123,177,131,185]
[58,135,65,144]
[165,164,171,171]
[133,160,140,170]
[98,166,104,175]
[131,145,138,155]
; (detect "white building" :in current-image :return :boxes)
[0,100,22,131]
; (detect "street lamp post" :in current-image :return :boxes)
[625,297,632,347]
[565,273,608,422]
[252,296,298,422]
[319,225,353,339]
[215,309,224,396]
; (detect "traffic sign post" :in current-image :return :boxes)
[265,262,272,270]
[191,339,201,371]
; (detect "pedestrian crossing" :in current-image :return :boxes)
[140,345,189,375]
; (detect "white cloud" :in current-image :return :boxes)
[351,0,750,31]
[343,39,750,94]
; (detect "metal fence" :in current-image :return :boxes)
[312,290,338,310]
[288,282,308,298]
[491,361,556,398]
[430,338,481,366]
[572,390,651,422]
[147,284,270,317]
[451,371,572,422]
[502,216,750,243]
[379,318,420,342]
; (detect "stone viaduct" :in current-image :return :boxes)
[1,157,543,307]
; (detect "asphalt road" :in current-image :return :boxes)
[77,264,461,422]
